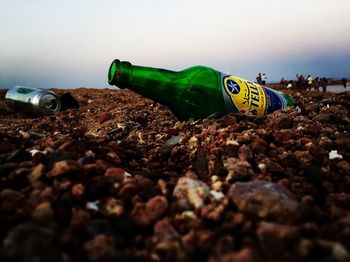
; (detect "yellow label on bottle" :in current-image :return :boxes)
[222,75,267,116]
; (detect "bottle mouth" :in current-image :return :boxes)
[108,59,120,85]
[108,59,132,86]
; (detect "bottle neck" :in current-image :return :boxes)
[108,59,177,87]
[108,59,185,107]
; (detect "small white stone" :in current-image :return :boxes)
[226,139,239,146]
[258,163,267,173]
[329,150,343,160]
[212,181,223,191]
[188,136,199,149]
[86,200,100,211]
[117,123,126,130]
[211,175,220,183]
[124,171,132,182]
[181,210,197,220]
[210,190,225,201]
[29,149,47,156]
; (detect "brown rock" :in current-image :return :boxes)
[293,150,313,166]
[218,248,261,262]
[223,158,254,182]
[71,183,85,199]
[238,144,253,162]
[173,177,210,210]
[274,129,295,142]
[327,193,350,210]
[250,138,269,155]
[315,239,349,261]
[228,180,299,219]
[260,158,284,174]
[106,151,121,165]
[268,112,293,129]
[257,222,300,258]
[32,202,54,224]
[182,230,213,254]
[28,164,45,183]
[154,218,180,241]
[132,195,168,226]
[83,234,117,261]
[103,198,124,217]
[49,160,83,177]
[336,160,350,174]
[104,167,126,182]
[0,139,15,154]
[117,182,138,200]
[222,115,237,125]
[1,223,63,262]
[70,208,90,230]
[193,148,209,179]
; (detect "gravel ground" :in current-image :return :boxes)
[0,87,349,262]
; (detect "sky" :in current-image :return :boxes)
[0,0,350,89]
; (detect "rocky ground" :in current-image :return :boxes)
[0,87,349,261]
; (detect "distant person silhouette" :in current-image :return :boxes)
[256,73,262,84]
[261,73,267,85]
[342,78,347,88]
[321,77,327,92]
[307,75,313,90]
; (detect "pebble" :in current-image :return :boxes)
[257,222,300,258]
[218,248,260,262]
[104,167,126,182]
[83,234,117,261]
[0,223,63,262]
[131,195,168,226]
[315,239,349,261]
[106,151,121,165]
[228,180,299,219]
[86,200,100,211]
[210,190,225,201]
[329,150,343,160]
[6,149,32,163]
[0,162,18,176]
[337,162,350,176]
[32,201,54,224]
[173,177,210,210]
[0,188,24,202]
[238,145,253,163]
[117,182,138,200]
[28,163,45,183]
[268,112,293,129]
[193,148,209,179]
[223,158,254,182]
[0,139,15,154]
[49,160,83,177]
[103,197,124,217]
[71,183,85,199]
[78,155,94,165]
[182,230,214,254]
[154,218,180,241]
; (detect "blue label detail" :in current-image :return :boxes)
[263,87,283,114]
[226,79,240,94]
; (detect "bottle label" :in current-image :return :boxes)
[221,75,286,116]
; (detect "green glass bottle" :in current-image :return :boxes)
[108,59,294,120]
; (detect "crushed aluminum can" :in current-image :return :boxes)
[5,86,61,115]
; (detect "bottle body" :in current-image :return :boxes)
[5,86,61,115]
[108,59,294,120]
